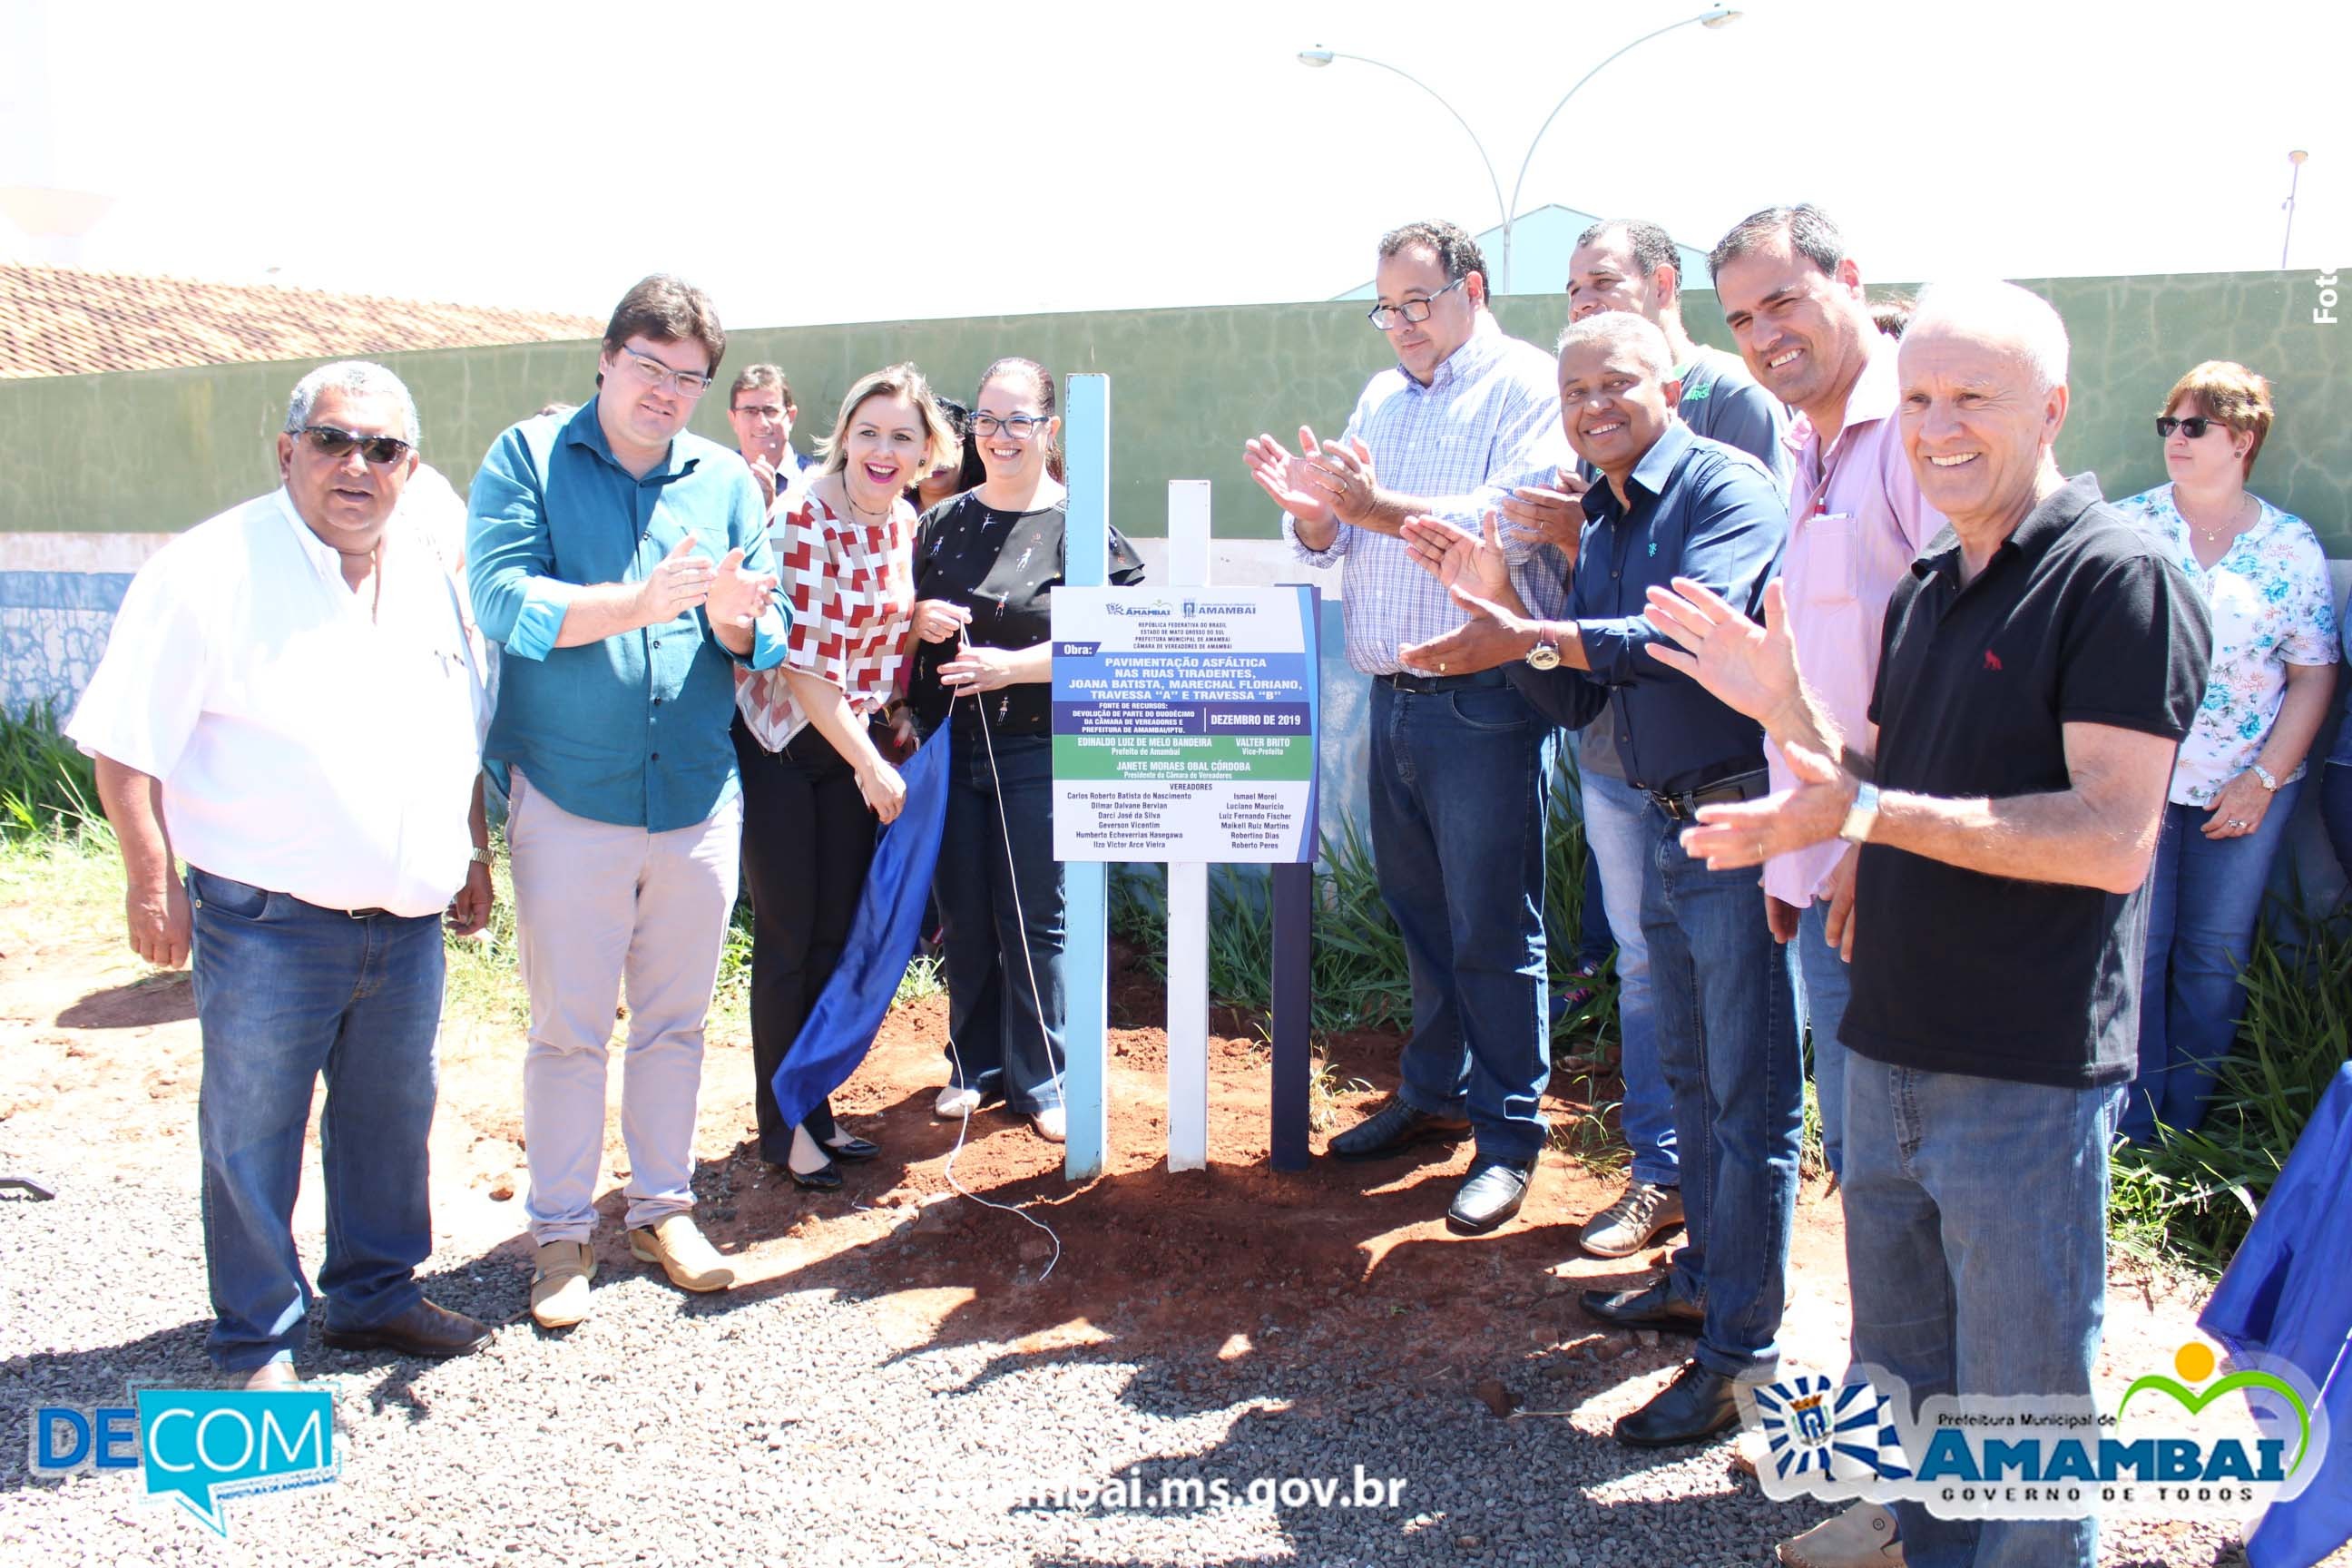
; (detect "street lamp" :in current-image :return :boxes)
[2281,150,2308,270]
[1298,7,1741,294]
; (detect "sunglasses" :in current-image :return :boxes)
[2155,416,2224,440]
[298,424,414,466]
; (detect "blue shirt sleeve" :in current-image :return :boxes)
[1575,460,1788,688]
[466,425,573,662]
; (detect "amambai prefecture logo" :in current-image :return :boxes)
[30,1385,338,1538]
[1747,1342,2326,1522]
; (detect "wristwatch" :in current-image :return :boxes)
[2249,762,2278,792]
[1525,626,1563,671]
[1838,782,1881,845]
[468,847,495,867]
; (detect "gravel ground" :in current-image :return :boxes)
[0,1118,2280,1568]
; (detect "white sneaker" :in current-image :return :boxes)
[1029,1106,1067,1143]
[935,1083,982,1119]
[1778,1500,1904,1565]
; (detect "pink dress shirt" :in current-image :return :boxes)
[1765,338,1946,906]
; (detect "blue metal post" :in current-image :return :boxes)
[1061,374,1112,1181]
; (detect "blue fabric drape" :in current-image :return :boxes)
[770,725,950,1132]
[2200,1063,2352,1568]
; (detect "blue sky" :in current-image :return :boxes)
[5,0,2338,326]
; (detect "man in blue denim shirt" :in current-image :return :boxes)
[467,274,789,1330]
[1400,311,1798,1449]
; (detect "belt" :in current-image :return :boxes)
[1646,768,1769,822]
[1375,668,1507,695]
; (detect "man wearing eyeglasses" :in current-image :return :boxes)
[1244,220,1573,1236]
[68,360,497,1387]
[467,274,789,1330]
[727,364,816,514]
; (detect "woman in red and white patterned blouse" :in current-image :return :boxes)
[731,362,961,1189]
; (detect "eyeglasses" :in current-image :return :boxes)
[1366,276,1467,331]
[618,343,715,398]
[296,425,414,466]
[969,412,1049,440]
[2156,415,2223,439]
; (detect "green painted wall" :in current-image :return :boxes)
[2,270,2344,552]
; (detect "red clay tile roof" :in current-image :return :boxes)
[0,262,602,378]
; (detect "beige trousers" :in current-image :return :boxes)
[507,768,741,1241]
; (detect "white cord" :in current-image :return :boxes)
[935,681,1065,1282]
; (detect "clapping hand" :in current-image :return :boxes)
[1642,577,1803,730]
[1498,466,1592,562]
[1244,427,1334,526]
[1397,581,1538,678]
[1300,432,1382,526]
[636,534,718,623]
[1679,741,1857,870]
[703,546,780,628]
[1401,511,1514,603]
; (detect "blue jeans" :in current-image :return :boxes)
[1844,1054,2119,1568]
[1369,674,1551,1162]
[1579,768,1673,1186]
[2121,779,2300,1142]
[1795,899,1856,1181]
[187,867,443,1371]
[1642,799,1801,1381]
[934,728,1066,1115]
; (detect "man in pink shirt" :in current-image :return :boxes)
[1709,203,1942,1568]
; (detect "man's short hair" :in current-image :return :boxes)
[2161,360,2274,478]
[1555,311,1675,381]
[284,360,420,447]
[602,273,726,375]
[730,363,794,413]
[1378,220,1488,294]
[1907,281,2072,394]
[1576,218,1682,296]
[1707,203,1847,283]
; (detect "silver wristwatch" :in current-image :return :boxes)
[1838,782,1881,845]
[1525,626,1563,671]
[2249,762,2278,792]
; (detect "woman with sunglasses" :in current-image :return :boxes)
[2115,361,2338,1142]
[906,396,985,514]
[906,358,1142,1142]
[734,363,961,1188]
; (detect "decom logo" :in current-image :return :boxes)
[30,1386,339,1537]
[1747,1342,2326,1522]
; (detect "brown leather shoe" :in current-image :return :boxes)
[319,1298,493,1358]
[238,1360,304,1391]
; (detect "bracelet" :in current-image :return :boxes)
[468,847,495,867]
[2249,762,2278,792]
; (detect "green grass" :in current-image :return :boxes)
[2110,907,2351,1273]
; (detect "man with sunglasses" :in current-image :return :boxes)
[69,360,497,1387]
[467,274,789,1329]
[1244,220,1572,1236]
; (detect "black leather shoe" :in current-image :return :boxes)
[1613,1359,1741,1447]
[1580,1276,1705,1333]
[824,1135,881,1163]
[761,1161,847,1194]
[1327,1097,1472,1161]
[320,1298,492,1359]
[1446,1157,1535,1233]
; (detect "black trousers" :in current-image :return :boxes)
[732,714,879,1163]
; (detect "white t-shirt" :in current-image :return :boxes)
[68,488,488,916]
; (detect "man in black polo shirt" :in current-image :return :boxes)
[1643,280,2210,1567]
[1398,310,1799,1450]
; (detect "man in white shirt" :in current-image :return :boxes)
[69,361,496,1388]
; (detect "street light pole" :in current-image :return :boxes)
[1294,47,1508,272]
[2281,150,2308,270]
[1298,7,1740,295]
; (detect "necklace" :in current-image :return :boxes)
[838,481,894,524]
[2186,491,2252,546]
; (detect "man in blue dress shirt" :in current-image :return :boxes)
[467,274,789,1330]
[1399,311,1798,1448]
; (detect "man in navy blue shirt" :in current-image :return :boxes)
[469,274,789,1331]
[1399,311,1798,1448]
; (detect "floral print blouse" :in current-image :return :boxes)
[2119,484,2339,806]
